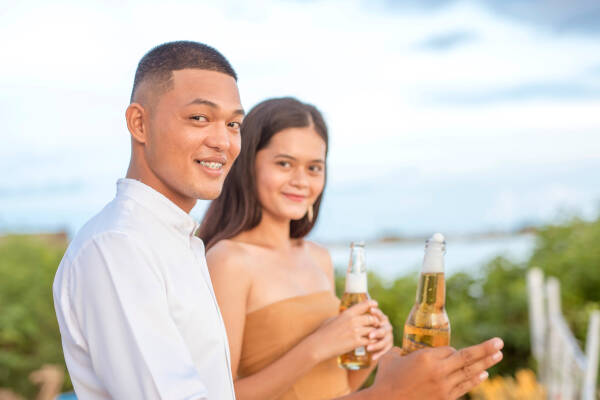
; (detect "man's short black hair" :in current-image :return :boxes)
[130,41,237,103]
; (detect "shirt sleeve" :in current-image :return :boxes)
[69,231,208,400]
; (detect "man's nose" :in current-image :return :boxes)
[204,123,230,151]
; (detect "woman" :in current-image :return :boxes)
[199,97,393,400]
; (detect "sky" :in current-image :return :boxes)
[1,0,599,240]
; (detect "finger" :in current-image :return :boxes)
[446,351,502,389]
[449,370,489,399]
[368,327,386,340]
[366,331,389,349]
[368,323,391,340]
[345,299,378,316]
[369,307,384,321]
[371,342,394,360]
[369,308,391,326]
[444,338,503,374]
[353,326,374,340]
[356,313,379,327]
[367,336,391,353]
[424,345,456,359]
[352,330,372,347]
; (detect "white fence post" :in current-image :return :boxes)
[527,268,546,363]
[582,311,600,400]
[528,269,600,400]
[546,277,562,399]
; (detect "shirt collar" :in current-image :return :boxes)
[116,178,200,238]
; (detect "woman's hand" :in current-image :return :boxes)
[366,307,394,361]
[305,299,379,362]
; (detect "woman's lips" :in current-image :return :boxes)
[282,193,306,202]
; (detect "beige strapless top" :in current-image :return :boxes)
[238,291,351,400]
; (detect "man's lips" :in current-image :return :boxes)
[194,156,227,171]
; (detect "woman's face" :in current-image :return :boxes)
[255,126,326,223]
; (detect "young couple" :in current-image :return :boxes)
[53,41,504,400]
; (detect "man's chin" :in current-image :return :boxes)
[194,187,223,201]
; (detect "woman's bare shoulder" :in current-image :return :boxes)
[206,239,256,277]
[304,240,334,275]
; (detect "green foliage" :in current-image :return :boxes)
[445,258,533,376]
[0,235,71,397]
[2,214,599,396]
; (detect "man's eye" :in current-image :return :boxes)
[309,165,323,173]
[228,121,241,130]
[190,115,208,122]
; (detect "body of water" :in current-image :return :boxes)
[327,234,535,281]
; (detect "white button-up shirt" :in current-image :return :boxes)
[53,178,236,400]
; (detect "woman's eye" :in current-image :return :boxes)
[190,115,208,122]
[277,161,291,168]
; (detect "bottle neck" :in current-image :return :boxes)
[346,243,367,293]
[416,272,446,308]
[348,244,366,274]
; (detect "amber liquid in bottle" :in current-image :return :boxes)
[338,242,371,370]
[402,234,451,354]
[402,272,450,353]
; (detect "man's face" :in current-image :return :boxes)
[143,69,243,211]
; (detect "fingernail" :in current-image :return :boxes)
[367,345,373,351]
[492,351,502,361]
[493,338,504,349]
[479,371,489,381]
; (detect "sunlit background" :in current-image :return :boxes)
[2,0,600,275]
[2,1,600,398]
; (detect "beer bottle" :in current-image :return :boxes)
[338,241,371,370]
[402,233,450,354]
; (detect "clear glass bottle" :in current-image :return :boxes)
[402,233,451,353]
[338,241,371,370]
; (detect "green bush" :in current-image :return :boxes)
[1,213,599,396]
[0,235,71,397]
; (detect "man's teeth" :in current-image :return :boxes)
[199,161,223,170]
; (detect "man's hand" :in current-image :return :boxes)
[370,337,504,400]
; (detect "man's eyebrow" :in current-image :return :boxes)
[274,154,325,163]
[185,98,245,117]
[186,98,218,108]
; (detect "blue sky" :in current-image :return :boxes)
[1,0,599,239]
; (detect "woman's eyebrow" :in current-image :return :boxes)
[274,154,324,163]
[274,154,296,160]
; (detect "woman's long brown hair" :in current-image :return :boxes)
[198,97,329,250]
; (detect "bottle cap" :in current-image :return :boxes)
[422,233,446,273]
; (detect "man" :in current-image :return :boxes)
[53,41,503,399]
[54,41,243,399]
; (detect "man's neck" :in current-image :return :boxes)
[125,162,196,214]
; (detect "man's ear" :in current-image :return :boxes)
[125,103,147,144]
